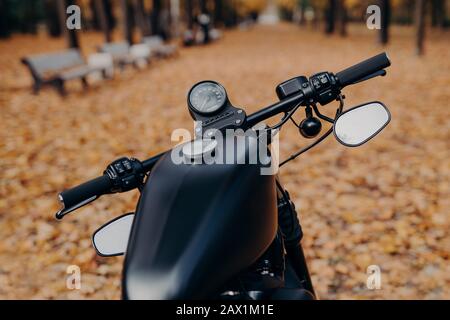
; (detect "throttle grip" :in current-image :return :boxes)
[56,175,112,219]
[336,52,391,88]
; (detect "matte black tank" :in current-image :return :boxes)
[122,137,278,299]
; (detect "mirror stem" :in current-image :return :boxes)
[312,104,334,123]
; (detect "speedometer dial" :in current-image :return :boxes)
[189,81,227,115]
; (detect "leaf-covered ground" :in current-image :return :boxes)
[0,23,449,299]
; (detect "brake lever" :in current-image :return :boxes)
[56,194,98,219]
[352,70,386,84]
[55,157,146,220]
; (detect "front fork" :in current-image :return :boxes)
[276,177,315,297]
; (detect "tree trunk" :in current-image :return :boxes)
[104,0,116,29]
[199,0,210,43]
[228,0,238,27]
[120,0,134,44]
[94,0,112,42]
[200,0,208,14]
[0,0,11,38]
[151,0,162,36]
[133,0,151,37]
[170,0,181,37]
[214,0,223,27]
[415,0,426,55]
[431,0,445,28]
[379,0,390,45]
[186,0,194,29]
[325,0,336,34]
[337,0,347,36]
[90,0,100,30]
[45,0,61,37]
[23,0,39,34]
[57,0,80,48]
[222,0,236,27]
[298,0,306,26]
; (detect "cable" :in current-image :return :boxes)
[279,98,344,167]
[267,103,301,131]
[279,127,334,167]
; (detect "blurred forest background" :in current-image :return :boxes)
[1,0,449,52]
[0,0,449,299]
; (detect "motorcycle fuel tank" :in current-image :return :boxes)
[122,134,278,299]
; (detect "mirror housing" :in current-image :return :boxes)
[92,213,134,257]
[333,101,391,147]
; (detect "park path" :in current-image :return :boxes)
[0,23,449,299]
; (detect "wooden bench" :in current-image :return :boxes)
[142,36,178,58]
[99,42,152,70]
[98,42,134,69]
[21,49,106,96]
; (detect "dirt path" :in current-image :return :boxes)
[0,23,449,299]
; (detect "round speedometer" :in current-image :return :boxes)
[188,81,227,115]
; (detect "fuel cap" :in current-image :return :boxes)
[182,139,218,162]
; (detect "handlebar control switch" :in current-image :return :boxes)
[105,157,145,193]
[276,76,308,100]
[309,72,340,106]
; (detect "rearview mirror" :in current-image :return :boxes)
[333,101,391,147]
[92,213,134,257]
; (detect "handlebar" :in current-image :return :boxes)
[56,175,112,219]
[245,91,305,128]
[56,157,146,219]
[56,53,391,219]
[247,52,390,127]
[336,52,391,88]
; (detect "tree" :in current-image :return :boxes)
[223,0,238,27]
[337,0,347,36]
[199,0,210,43]
[169,0,181,37]
[200,0,208,14]
[44,0,62,37]
[133,0,151,37]
[91,0,115,31]
[57,0,80,48]
[120,0,134,43]
[22,0,40,34]
[297,0,307,26]
[185,0,195,29]
[379,0,390,45]
[214,0,223,26]
[94,0,112,42]
[415,0,426,55]
[0,0,11,38]
[431,0,445,28]
[325,0,337,34]
[150,0,161,36]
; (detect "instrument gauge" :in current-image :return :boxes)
[189,81,227,115]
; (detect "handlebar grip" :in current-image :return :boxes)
[336,52,391,87]
[56,175,112,219]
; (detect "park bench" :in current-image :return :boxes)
[142,36,178,58]
[98,42,150,70]
[21,49,107,96]
[183,29,222,46]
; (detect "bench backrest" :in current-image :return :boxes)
[99,42,130,57]
[142,36,164,47]
[22,49,84,78]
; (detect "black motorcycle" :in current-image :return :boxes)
[56,53,392,300]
